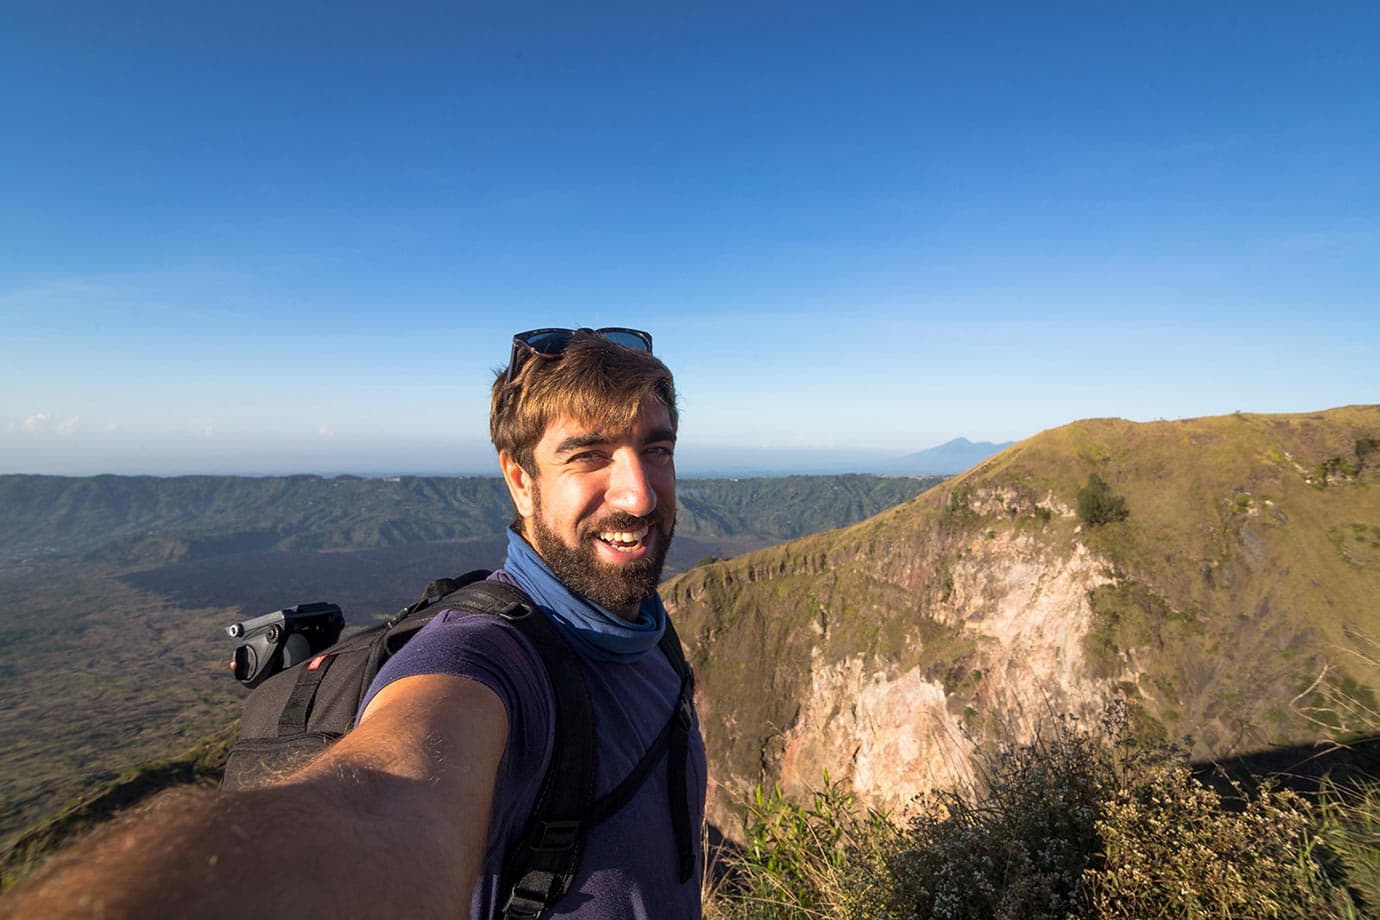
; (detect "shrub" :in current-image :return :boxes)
[708,702,1368,919]
[709,776,899,919]
[888,712,1117,920]
[1082,767,1338,917]
[1077,475,1129,526]
[942,487,974,520]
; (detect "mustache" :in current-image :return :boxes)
[584,510,673,535]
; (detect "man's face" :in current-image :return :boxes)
[502,398,676,616]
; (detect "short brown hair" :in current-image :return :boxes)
[490,331,679,472]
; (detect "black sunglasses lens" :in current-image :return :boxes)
[510,328,651,380]
[522,330,576,356]
[598,330,652,351]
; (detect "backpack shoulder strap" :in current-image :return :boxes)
[658,616,692,683]
[659,617,697,884]
[498,611,597,919]
[428,580,597,920]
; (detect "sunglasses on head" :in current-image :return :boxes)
[505,327,654,384]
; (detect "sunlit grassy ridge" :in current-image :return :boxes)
[666,405,1380,835]
[972,408,1380,751]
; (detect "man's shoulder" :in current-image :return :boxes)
[419,570,540,654]
[407,568,521,635]
[365,575,554,716]
[402,600,540,671]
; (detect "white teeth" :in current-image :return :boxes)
[599,525,649,545]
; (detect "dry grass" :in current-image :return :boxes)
[708,700,1377,919]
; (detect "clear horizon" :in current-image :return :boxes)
[4,3,1376,477]
[0,436,1006,478]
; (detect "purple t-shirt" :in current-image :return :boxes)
[360,574,707,919]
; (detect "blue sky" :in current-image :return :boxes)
[2,1,1376,476]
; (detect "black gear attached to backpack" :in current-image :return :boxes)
[222,570,696,920]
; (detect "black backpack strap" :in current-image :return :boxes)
[390,569,498,627]
[497,608,597,920]
[388,575,595,920]
[275,650,337,735]
[659,618,697,884]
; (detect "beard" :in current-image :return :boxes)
[528,492,675,615]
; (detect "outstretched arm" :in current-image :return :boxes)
[1,674,507,920]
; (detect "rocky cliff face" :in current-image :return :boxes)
[665,406,1380,836]
[775,522,1117,816]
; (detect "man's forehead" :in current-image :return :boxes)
[540,401,675,447]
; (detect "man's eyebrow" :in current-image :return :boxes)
[646,426,677,445]
[554,432,611,455]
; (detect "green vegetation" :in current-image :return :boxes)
[708,705,1376,919]
[1317,778,1380,911]
[0,567,247,859]
[677,475,944,542]
[1082,581,1201,680]
[1076,474,1129,526]
[941,485,974,521]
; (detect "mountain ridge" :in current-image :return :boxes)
[884,436,1016,475]
[663,405,1380,834]
[0,473,942,571]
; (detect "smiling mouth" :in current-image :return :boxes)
[596,524,651,553]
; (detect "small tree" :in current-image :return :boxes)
[1077,474,1128,526]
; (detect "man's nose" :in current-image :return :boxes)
[607,451,657,516]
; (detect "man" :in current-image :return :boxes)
[2,328,705,920]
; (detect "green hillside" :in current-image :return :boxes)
[0,475,516,567]
[971,406,1380,745]
[664,406,1380,831]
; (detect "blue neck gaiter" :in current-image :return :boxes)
[502,528,667,664]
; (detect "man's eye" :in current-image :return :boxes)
[567,452,606,465]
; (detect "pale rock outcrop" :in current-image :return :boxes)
[773,530,1115,816]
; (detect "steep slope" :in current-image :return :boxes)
[663,406,1380,833]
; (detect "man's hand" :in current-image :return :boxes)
[1,675,507,920]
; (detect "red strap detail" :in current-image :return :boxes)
[307,654,330,671]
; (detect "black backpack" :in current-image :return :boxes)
[222,571,696,920]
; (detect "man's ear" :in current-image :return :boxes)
[499,450,536,521]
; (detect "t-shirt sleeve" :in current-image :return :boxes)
[357,608,554,874]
